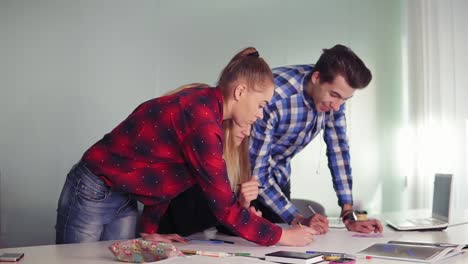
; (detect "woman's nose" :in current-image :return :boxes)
[255,109,264,119]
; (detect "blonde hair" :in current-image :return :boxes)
[223,120,251,192]
[217,47,273,98]
[163,83,210,96]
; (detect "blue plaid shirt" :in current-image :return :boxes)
[250,65,353,223]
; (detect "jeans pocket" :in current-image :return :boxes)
[76,173,108,202]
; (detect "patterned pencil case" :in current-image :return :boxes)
[108,239,184,263]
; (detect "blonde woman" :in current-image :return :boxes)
[56,47,318,246]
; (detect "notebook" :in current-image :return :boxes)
[356,242,465,263]
[265,251,323,264]
[386,174,452,231]
[328,217,346,228]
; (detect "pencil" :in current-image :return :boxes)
[307,204,317,216]
[237,184,265,189]
[209,239,234,244]
[181,250,250,258]
[188,239,223,244]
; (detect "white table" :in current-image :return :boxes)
[1,210,467,263]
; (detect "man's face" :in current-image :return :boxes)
[308,72,354,112]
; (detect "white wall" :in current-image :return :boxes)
[0,0,404,247]
[404,0,468,211]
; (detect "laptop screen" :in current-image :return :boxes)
[432,174,452,221]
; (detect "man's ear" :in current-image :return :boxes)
[233,83,247,101]
[311,71,320,85]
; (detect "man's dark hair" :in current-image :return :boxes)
[313,44,372,89]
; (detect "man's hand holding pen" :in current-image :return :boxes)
[292,204,329,234]
[341,209,383,233]
[292,215,329,234]
[292,204,383,234]
[302,214,329,234]
[344,219,383,233]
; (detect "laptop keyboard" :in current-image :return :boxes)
[407,218,445,226]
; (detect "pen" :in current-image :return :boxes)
[209,239,235,244]
[182,250,230,257]
[307,204,317,217]
[237,184,265,189]
[188,239,223,244]
[323,255,341,261]
[181,250,250,257]
[233,253,251,256]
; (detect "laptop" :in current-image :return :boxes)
[386,174,452,231]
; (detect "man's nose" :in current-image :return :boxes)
[332,99,344,111]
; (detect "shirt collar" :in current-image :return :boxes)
[301,71,316,111]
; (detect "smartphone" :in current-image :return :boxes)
[0,253,24,262]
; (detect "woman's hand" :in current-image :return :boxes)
[140,233,188,243]
[249,206,262,217]
[238,178,261,208]
[277,225,319,246]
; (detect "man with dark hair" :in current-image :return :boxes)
[250,44,383,234]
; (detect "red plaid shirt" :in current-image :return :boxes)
[82,86,281,246]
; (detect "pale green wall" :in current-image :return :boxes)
[373,1,405,213]
[0,0,404,246]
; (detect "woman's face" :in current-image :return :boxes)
[232,82,274,127]
[232,123,252,146]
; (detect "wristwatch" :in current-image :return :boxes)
[354,210,368,221]
[342,211,357,224]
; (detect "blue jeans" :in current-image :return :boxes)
[55,162,138,244]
